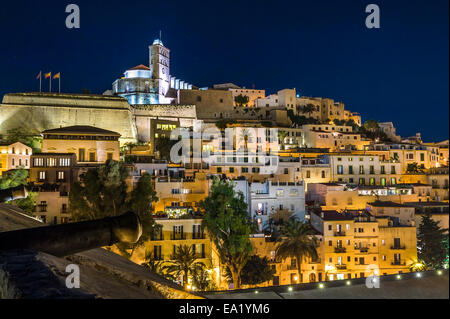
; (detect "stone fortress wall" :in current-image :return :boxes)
[0,93,138,144]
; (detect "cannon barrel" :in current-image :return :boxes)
[0,185,28,203]
[0,211,142,257]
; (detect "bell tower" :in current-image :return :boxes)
[149,38,171,103]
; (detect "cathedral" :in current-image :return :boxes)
[112,38,194,105]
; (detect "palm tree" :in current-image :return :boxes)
[276,218,319,283]
[141,251,176,281]
[239,128,253,152]
[163,245,205,289]
[277,130,288,150]
[301,104,316,117]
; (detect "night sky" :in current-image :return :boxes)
[0,0,448,141]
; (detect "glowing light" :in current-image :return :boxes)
[294,276,298,281]
[416,273,422,278]
[346,281,351,286]
[318,283,325,289]
[396,275,401,280]
[437,270,443,275]
[288,287,293,292]
[255,290,259,294]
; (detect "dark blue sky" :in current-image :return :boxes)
[0,0,448,141]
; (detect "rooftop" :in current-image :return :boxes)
[127,64,150,71]
[42,125,121,136]
[368,201,409,208]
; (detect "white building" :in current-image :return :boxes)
[250,180,306,231]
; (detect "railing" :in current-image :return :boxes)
[357,247,369,253]
[335,264,347,270]
[391,260,406,266]
[390,245,406,250]
[170,233,186,240]
[334,247,346,253]
[334,231,346,237]
[192,233,206,239]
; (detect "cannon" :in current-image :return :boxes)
[0,210,143,257]
[0,185,28,203]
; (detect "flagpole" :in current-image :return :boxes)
[39,72,42,92]
[59,73,61,93]
[49,74,51,93]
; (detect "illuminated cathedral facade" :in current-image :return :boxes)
[112,39,194,105]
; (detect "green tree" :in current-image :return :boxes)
[6,128,42,152]
[142,251,175,281]
[417,211,448,269]
[14,192,37,215]
[276,218,318,283]
[201,177,253,289]
[69,160,130,221]
[155,136,177,160]
[124,172,159,256]
[0,168,29,189]
[234,94,250,107]
[163,245,205,289]
[301,104,316,117]
[239,255,275,286]
[191,267,217,291]
[364,119,379,132]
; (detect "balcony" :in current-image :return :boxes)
[334,247,346,253]
[170,233,186,240]
[192,233,206,240]
[335,264,347,270]
[390,245,406,250]
[391,260,406,266]
[357,247,369,253]
[334,231,346,237]
[194,252,206,259]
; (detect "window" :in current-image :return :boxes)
[229,167,234,173]
[216,167,222,173]
[284,168,289,174]
[369,178,375,185]
[171,189,180,194]
[306,171,311,178]
[391,177,397,185]
[337,165,343,175]
[381,178,386,186]
[241,167,248,173]
[107,153,113,160]
[57,171,65,181]
[197,96,202,102]
[321,171,326,178]
[348,165,353,174]
[359,165,364,174]
[89,153,96,162]
[359,178,365,185]
[78,149,86,162]
[369,166,375,174]
[39,171,46,181]
[381,166,385,174]
[391,166,396,174]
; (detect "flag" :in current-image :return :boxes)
[53,72,60,79]
[36,71,41,79]
[44,72,51,79]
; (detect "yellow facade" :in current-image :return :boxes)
[41,126,120,163]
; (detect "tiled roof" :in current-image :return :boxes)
[41,126,121,136]
[128,64,150,71]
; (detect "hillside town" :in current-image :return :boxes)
[0,38,448,292]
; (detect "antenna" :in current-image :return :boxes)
[159,30,162,40]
